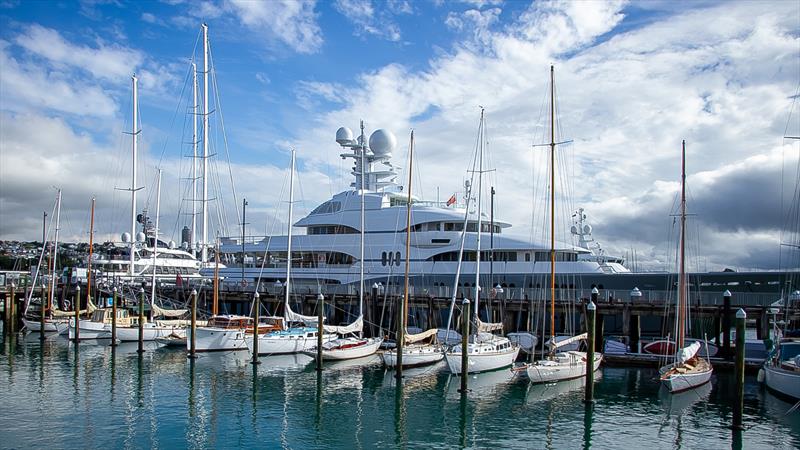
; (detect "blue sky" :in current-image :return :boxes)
[0,0,798,271]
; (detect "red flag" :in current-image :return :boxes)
[446,194,457,206]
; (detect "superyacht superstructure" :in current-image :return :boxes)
[208,125,628,291]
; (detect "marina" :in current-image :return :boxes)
[1,1,800,449]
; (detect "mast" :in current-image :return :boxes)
[50,190,62,312]
[399,130,414,366]
[284,150,296,326]
[130,74,139,276]
[678,140,687,350]
[549,65,556,355]
[359,121,366,334]
[213,236,219,316]
[150,170,161,320]
[474,108,485,326]
[191,61,198,257]
[201,23,209,265]
[490,186,495,291]
[86,197,95,315]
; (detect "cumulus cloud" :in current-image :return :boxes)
[333,0,409,42]
[227,0,323,54]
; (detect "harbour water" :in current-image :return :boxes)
[1,334,798,449]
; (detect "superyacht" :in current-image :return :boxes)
[208,125,628,291]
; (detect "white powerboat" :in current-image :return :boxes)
[761,338,800,401]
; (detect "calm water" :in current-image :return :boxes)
[0,333,798,449]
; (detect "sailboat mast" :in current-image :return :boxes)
[86,197,95,313]
[549,65,556,351]
[678,140,687,349]
[285,150,296,323]
[130,74,138,276]
[213,236,219,316]
[201,23,209,265]
[400,131,414,350]
[150,169,161,319]
[359,121,366,333]
[49,190,62,312]
[475,108,485,323]
[191,61,198,257]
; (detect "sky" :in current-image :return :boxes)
[0,0,798,272]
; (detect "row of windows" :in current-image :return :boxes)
[381,251,402,266]
[310,201,341,215]
[429,250,577,262]
[307,225,359,235]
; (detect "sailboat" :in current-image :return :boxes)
[444,109,520,375]
[526,66,602,384]
[304,122,383,361]
[247,150,336,355]
[658,140,713,393]
[381,130,444,369]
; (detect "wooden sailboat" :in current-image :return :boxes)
[382,130,444,369]
[306,122,383,361]
[444,109,520,375]
[658,140,713,393]
[248,150,336,355]
[526,66,602,384]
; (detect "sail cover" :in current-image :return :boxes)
[51,298,97,317]
[152,303,188,318]
[476,318,503,332]
[324,315,363,335]
[405,328,438,344]
[285,304,320,324]
[676,341,701,364]
[548,332,588,350]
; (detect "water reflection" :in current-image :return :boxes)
[394,381,406,449]
[583,403,593,450]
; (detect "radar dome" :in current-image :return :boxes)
[570,225,578,234]
[168,240,176,249]
[121,232,131,243]
[583,224,592,234]
[369,129,396,157]
[336,127,353,145]
[136,232,146,243]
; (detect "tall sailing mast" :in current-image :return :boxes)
[284,150,296,327]
[49,190,62,311]
[150,169,162,319]
[359,121,366,336]
[398,130,415,369]
[201,23,209,265]
[129,74,139,276]
[474,109,485,327]
[548,65,556,357]
[86,197,95,313]
[678,140,687,350]
[191,61,198,257]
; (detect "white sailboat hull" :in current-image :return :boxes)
[308,337,383,361]
[68,318,111,340]
[526,352,602,384]
[115,324,185,342]
[445,344,520,374]
[381,345,444,368]
[247,332,336,355]
[22,318,69,334]
[186,326,248,352]
[763,364,800,400]
[659,362,713,393]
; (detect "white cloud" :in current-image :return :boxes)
[333,0,403,42]
[227,0,323,54]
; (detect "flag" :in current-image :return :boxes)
[446,194,457,206]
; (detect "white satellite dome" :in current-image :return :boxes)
[336,127,353,145]
[168,240,176,249]
[583,224,592,234]
[136,232,146,243]
[570,225,578,234]
[121,232,131,243]
[369,129,396,157]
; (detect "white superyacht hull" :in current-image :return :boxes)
[526,352,602,384]
[186,326,248,352]
[381,345,444,368]
[445,344,520,374]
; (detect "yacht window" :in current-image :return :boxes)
[310,201,341,215]
[387,251,393,266]
[525,253,531,262]
[395,252,401,266]
[381,252,387,266]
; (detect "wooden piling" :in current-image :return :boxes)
[459,299,470,394]
[188,289,197,358]
[584,300,596,404]
[251,291,260,365]
[9,282,16,334]
[3,284,8,334]
[722,290,732,360]
[137,287,145,354]
[73,285,80,343]
[732,308,746,430]
[111,287,118,347]
[316,293,323,371]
